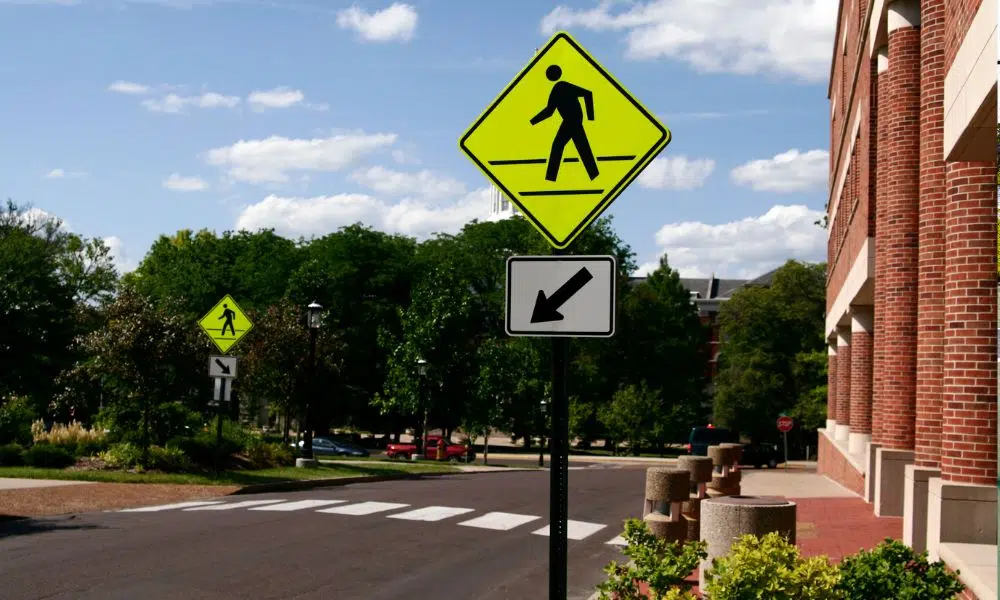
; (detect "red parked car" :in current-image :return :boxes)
[385,435,475,462]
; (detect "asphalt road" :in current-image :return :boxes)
[0,466,646,600]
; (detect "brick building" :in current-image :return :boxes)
[821,0,996,596]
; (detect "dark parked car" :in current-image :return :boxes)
[295,437,370,457]
[741,441,784,469]
[685,425,738,456]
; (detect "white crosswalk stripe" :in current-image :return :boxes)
[249,500,347,512]
[606,535,627,546]
[386,506,476,522]
[531,520,608,540]
[457,511,541,531]
[119,501,225,512]
[183,499,286,511]
[318,502,410,516]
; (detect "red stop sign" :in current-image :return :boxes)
[777,416,794,432]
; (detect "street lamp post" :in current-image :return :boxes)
[539,398,547,467]
[300,301,323,462]
[417,358,428,456]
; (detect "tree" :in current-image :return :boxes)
[285,224,416,432]
[59,288,210,456]
[0,201,117,413]
[599,381,664,455]
[713,260,826,442]
[466,339,525,463]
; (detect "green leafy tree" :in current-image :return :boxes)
[713,260,826,442]
[599,381,664,455]
[0,201,117,412]
[61,288,211,457]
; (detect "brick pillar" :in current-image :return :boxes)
[849,307,874,455]
[871,44,889,447]
[879,0,920,452]
[940,163,997,486]
[835,326,851,442]
[914,0,946,470]
[827,342,838,431]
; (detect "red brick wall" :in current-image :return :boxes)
[818,433,865,495]
[837,336,853,426]
[878,23,921,451]
[943,0,984,72]
[850,327,873,434]
[940,162,997,486]
[829,351,838,422]
[872,51,890,446]
[915,0,947,469]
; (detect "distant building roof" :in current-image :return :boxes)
[629,267,778,312]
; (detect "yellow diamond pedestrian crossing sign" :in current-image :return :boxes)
[459,31,671,250]
[198,294,253,354]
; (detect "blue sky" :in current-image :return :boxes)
[0,0,837,279]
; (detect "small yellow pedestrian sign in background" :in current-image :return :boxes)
[198,294,253,354]
[459,31,671,249]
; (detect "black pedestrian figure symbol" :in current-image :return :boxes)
[529,65,599,182]
[219,304,236,337]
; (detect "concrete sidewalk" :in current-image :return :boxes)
[0,478,94,490]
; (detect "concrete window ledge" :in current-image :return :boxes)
[819,428,866,473]
[937,542,997,600]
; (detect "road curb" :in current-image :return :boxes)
[231,467,540,495]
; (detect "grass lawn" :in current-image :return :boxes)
[0,461,459,486]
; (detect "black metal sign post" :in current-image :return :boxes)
[549,334,570,599]
[215,377,226,474]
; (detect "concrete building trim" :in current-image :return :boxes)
[887,0,921,31]
[942,0,997,161]
[826,237,874,337]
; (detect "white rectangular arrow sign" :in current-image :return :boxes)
[209,355,238,379]
[505,255,616,337]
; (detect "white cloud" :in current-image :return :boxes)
[44,168,87,179]
[539,0,837,82]
[336,2,418,42]
[247,87,305,110]
[235,187,493,240]
[637,156,715,190]
[102,235,137,274]
[640,204,825,278]
[162,173,209,192]
[108,80,150,95]
[203,132,398,184]
[350,166,466,200]
[730,149,828,192]
[141,91,241,113]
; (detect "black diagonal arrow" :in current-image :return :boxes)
[531,267,594,323]
[214,358,231,375]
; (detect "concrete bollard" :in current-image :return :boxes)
[677,455,714,540]
[698,496,797,589]
[642,467,691,543]
[720,443,743,472]
[707,446,741,497]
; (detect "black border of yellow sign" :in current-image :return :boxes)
[459,31,671,250]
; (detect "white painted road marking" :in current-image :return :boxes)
[119,501,225,512]
[183,499,286,511]
[606,535,627,546]
[318,501,411,516]
[249,500,347,512]
[531,520,608,540]
[458,511,541,531]
[387,506,476,522]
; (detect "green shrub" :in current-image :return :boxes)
[75,438,109,458]
[147,445,192,472]
[596,518,707,599]
[836,538,965,600]
[0,442,25,466]
[100,442,146,469]
[21,444,76,468]
[702,531,842,600]
[244,439,294,468]
[0,395,36,446]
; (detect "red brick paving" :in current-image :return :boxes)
[631,494,903,598]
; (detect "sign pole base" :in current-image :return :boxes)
[549,335,569,600]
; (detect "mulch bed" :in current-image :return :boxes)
[0,483,241,518]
